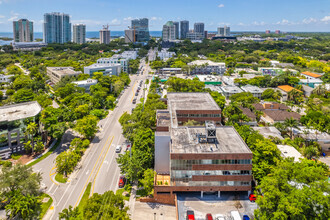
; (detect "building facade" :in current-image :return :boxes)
[73,24,86,44]
[180,20,189,39]
[73,79,98,92]
[84,63,122,76]
[96,51,137,73]
[194,22,205,34]
[124,29,135,43]
[186,32,204,41]
[217,25,230,36]
[131,18,150,42]
[188,60,226,75]
[43,12,71,44]
[47,67,82,84]
[162,21,176,41]
[173,22,179,39]
[100,25,111,44]
[154,93,252,202]
[13,19,33,42]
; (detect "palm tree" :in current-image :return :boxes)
[26,122,38,154]
[284,117,299,139]
[312,85,326,96]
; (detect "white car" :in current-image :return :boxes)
[215,214,225,220]
[115,145,122,153]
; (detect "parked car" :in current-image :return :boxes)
[214,214,225,220]
[243,215,250,220]
[115,145,122,153]
[135,92,138,96]
[205,213,213,220]
[186,210,195,220]
[118,175,126,188]
[249,194,257,202]
[132,99,136,104]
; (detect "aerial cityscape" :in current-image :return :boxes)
[0,0,329,220]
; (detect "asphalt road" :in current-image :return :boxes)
[33,60,151,219]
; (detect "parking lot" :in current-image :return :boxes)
[177,192,258,220]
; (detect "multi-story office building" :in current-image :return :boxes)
[96,51,138,72]
[194,22,205,34]
[162,21,176,41]
[154,93,252,203]
[84,63,122,76]
[173,22,179,39]
[43,12,71,44]
[217,25,230,36]
[73,79,98,93]
[186,32,204,41]
[275,30,281,34]
[100,25,111,44]
[46,67,82,84]
[12,42,47,51]
[131,18,150,42]
[125,29,135,43]
[180,20,189,39]
[265,30,270,34]
[13,19,33,42]
[188,60,226,75]
[73,24,86,44]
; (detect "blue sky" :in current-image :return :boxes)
[0,0,329,32]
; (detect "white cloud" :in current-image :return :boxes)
[238,22,245,26]
[302,18,317,24]
[150,17,162,21]
[110,18,121,26]
[123,17,133,21]
[321,16,330,22]
[0,15,5,19]
[218,4,224,8]
[8,16,18,21]
[72,19,103,26]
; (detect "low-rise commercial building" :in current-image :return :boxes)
[258,67,297,76]
[0,101,42,158]
[241,85,263,99]
[220,85,243,99]
[84,63,121,76]
[154,93,252,203]
[12,42,47,51]
[196,75,222,85]
[47,67,82,84]
[188,60,226,75]
[158,68,182,75]
[157,49,176,61]
[73,79,98,92]
[186,32,204,41]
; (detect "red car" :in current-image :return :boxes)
[118,176,126,188]
[186,210,195,220]
[126,144,131,151]
[206,213,213,220]
[249,194,262,202]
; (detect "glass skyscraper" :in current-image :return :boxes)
[73,24,86,44]
[131,18,150,42]
[13,19,33,42]
[43,12,71,44]
[180,20,189,39]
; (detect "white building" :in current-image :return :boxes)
[73,79,98,92]
[0,74,14,83]
[97,51,138,72]
[241,84,263,99]
[220,85,243,99]
[188,60,226,75]
[186,32,204,41]
[157,49,175,61]
[46,67,82,84]
[84,63,121,76]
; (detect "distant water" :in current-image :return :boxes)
[0,31,163,45]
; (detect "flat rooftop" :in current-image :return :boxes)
[253,126,284,140]
[171,126,252,154]
[0,101,42,123]
[220,85,243,93]
[241,85,263,93]
[47,67,80,76]
[188,60,225,67]
[86,63,121,68]
[167,92,220,111]
[156,110,171,127]
[73,79,98,85]
[277,145,303,162]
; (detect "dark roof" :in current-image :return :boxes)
[263,110,301,122]
[239,106,257,121]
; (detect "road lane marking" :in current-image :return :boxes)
[74,135,114,208]
[91,136,115,195]
[49,166,59,186]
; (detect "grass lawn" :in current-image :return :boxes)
[55,173,67,183]
[39,193,53,219]
[77,182,91,213]
[27,136,62,168]
[11,153,22,160]
[116,188,130,201]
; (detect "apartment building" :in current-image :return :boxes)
[43,12,71,44]
[13,19,33,42]
[188,60,226,75]
[73,24,86,44]
[96,51,137,72]
[241,84,263,99]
